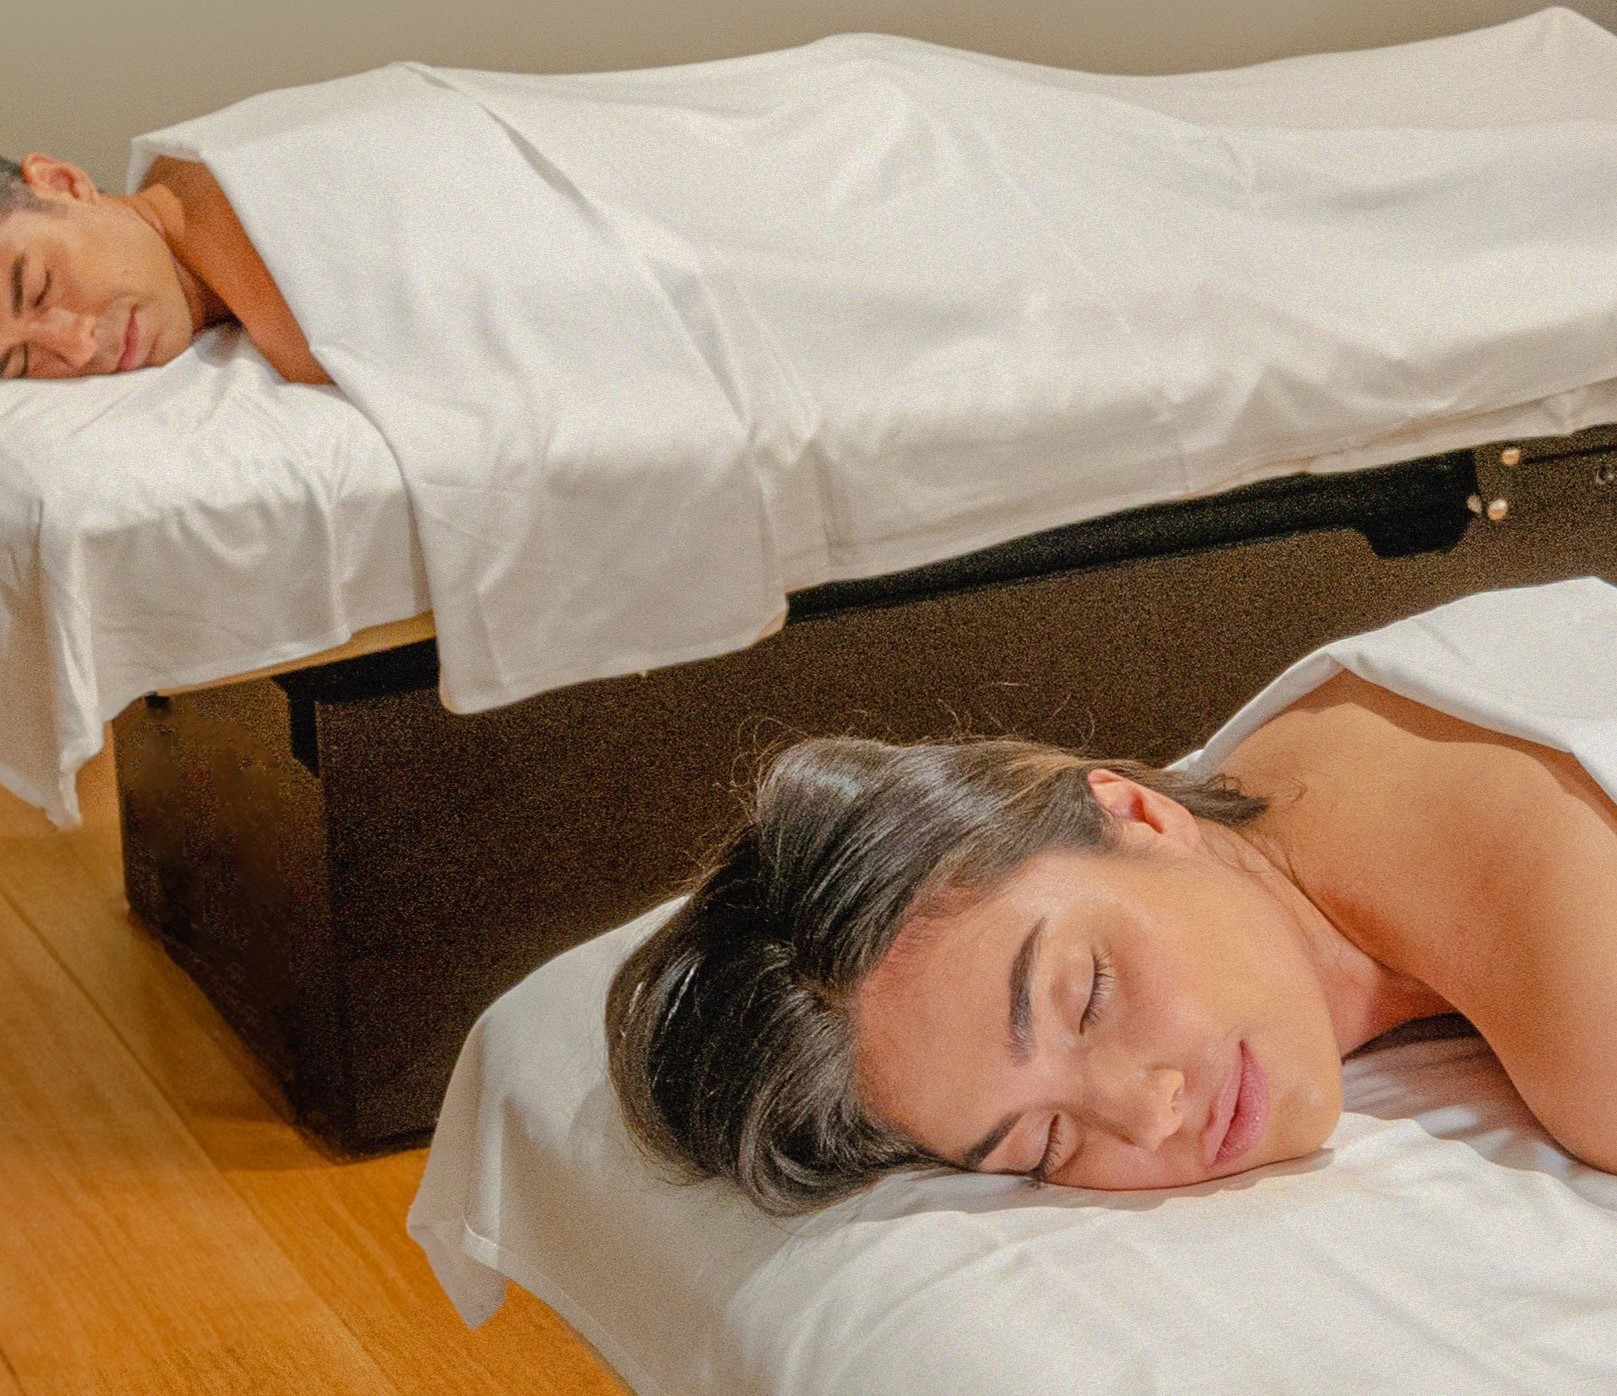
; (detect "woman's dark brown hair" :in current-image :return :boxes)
[605,735,1266,1217]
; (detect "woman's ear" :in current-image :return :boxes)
[1086,768,1203,849]
[19,154,99,203]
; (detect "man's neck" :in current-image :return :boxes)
[122,185,229,332]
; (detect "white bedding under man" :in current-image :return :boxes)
[5,8,1617,738]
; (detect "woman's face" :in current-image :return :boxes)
[850,775,1345,1191]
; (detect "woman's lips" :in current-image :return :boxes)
[1207,1041,1270,1170]
[117,310,142,372]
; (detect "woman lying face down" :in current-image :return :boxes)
[607,673,1617,1214]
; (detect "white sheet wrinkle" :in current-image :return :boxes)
[5,9,1617,825]
[124,9,1617,717]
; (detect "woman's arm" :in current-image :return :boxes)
[1448,754,1617,1173]
[141,156,331,386]
[1466,889,1617,1173]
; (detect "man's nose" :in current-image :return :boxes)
[34,307,100,372]
[1096,1066,1185,1152]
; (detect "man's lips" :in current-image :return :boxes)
[116,309,142,372]
[1205,1041,1269,1170]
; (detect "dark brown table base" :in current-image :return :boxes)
[113,433,1617,1152]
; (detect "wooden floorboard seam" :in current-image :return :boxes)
[0,882,392,1388]
[0,876,286,1168]
[0,889,402,1395]
[0,819,430,1389]
[0,752,628,1395]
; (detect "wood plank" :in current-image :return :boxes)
[0,741,626,1394]
[0,893,396,1396]
[0,732,311,1176]
[230,1149,630,1396]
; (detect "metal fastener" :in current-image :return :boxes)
[1486,497,1509,522]
[1500,447,1521,467]
[1466,494,1483,515]
[1595,462,1616,488]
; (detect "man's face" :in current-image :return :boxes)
[0,156,195,379]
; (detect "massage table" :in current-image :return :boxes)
[405,579,1617,1395]
[4,9,1617,1148]
[408,914,1617,1395]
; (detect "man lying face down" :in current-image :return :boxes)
[0,153,326,384]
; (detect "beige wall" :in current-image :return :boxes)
[6,0,1616,190]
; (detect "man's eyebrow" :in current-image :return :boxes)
[10,256,22,319]
[1008,916,1044,1067]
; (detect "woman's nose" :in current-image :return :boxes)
[34,307,100,372]
[1094,1065,1186,1151]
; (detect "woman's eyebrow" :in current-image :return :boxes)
[1008,916,1044,1066]
[958,1111,1019,1172]
[952,916,1048,1172]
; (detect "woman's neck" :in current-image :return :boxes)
[1209,819,1457,1057]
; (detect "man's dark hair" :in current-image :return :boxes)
[605,735,1269,1217]
[0,158,42,218]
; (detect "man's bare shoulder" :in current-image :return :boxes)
[139,157,330,386]
[140,154,214,196]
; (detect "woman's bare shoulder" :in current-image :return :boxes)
[1217,672,1507,972]
[1233,668,1613,842]
[1245,668,1489,749]
[1227,669,1617,1173]
[1213,670,1465,846]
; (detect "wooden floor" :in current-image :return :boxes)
[0,742,628,1396]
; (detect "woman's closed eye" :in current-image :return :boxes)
[1030,951,1114,1182]
[1081,951,1113,1031]
[1031,1115,1067,1183]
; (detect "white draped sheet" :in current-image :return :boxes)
[127,7,1617,716]
[0,329,424,825]
[6,8,1617,825]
